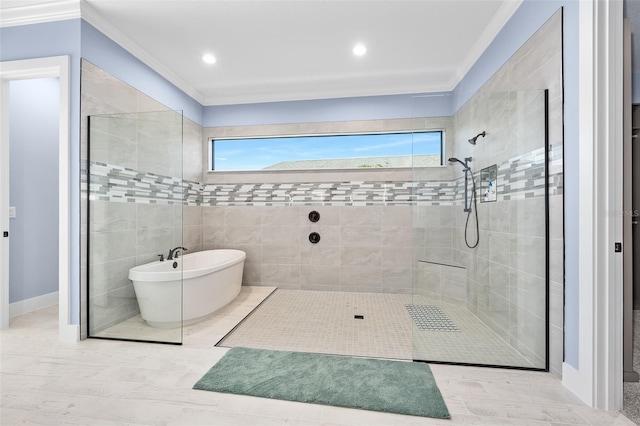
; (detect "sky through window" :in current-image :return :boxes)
[210,131,443,171]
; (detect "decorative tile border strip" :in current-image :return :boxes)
[447,146,561,204]
[86,161,201,205]
[496,147,547,201]
[84,146,561,206]
[201,181,443,206]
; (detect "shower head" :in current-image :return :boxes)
[468,131,486,145]
[448,157,468,169]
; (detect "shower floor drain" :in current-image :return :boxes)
[405,304,460,332]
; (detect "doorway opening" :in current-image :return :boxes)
[0,56,76,341]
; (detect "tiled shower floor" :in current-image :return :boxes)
[219,289,413,360]
[218,289,535,367]
[411,300,536,367]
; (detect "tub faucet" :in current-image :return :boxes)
[168,246,187,260]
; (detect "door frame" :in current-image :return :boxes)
[623,19,639,383]
[0,56,77,342]
[562,0,625,411]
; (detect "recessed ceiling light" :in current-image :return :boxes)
[202,54,216,64]
[353,43,367,56]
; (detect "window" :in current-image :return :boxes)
[209,131,443,171]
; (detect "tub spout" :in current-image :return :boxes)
[168,246,187,260]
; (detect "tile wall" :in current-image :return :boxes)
[201,205,415,293]
[449,11,563,374]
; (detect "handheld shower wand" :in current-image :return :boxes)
[447,157,468,170]
[448,157,472,211]
[448,157,479,248]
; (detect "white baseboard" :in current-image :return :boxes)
[562,362,593,407]
[9,291,58,318]
[59,323,79,343]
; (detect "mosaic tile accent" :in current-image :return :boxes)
[405,304,460,332]
[87,161,201,205]
[414,181,457,206]
[497,147,547,201]
[84,146,560,207]
[200,181,450,206]
[549,143,564,196]
[447,146,560,204]
[202,146,556,207]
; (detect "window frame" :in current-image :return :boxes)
[207,129,445,172]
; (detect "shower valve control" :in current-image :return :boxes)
[308,211,320,222]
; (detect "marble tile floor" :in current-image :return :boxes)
[218,289,534,368]
[1,292,636,425]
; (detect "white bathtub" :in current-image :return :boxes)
[129,249,246,328]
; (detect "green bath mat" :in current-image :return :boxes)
[193,347,450,419]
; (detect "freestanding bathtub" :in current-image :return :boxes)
[129,249,246,328]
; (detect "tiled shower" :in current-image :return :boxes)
[81,11,563,374]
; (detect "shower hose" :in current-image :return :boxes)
[465,171,480,249]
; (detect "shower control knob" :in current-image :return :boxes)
[308,211,320,222]
[309,232,321,244]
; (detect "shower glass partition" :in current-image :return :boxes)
[412,90,549,369]
[87,110,184,344]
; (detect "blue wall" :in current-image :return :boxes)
[0,19,80,63]
[9,79,60,303]
[203,92,453,127]
[80,21,203,125]
[560,2,580,369]
[9,78,60,303]
[452,2,572,110]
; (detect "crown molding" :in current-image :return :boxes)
[79,0,207,105]
[452,0,523,85]
[0,0,81,27]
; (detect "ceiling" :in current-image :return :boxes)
[1,0,523,106]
